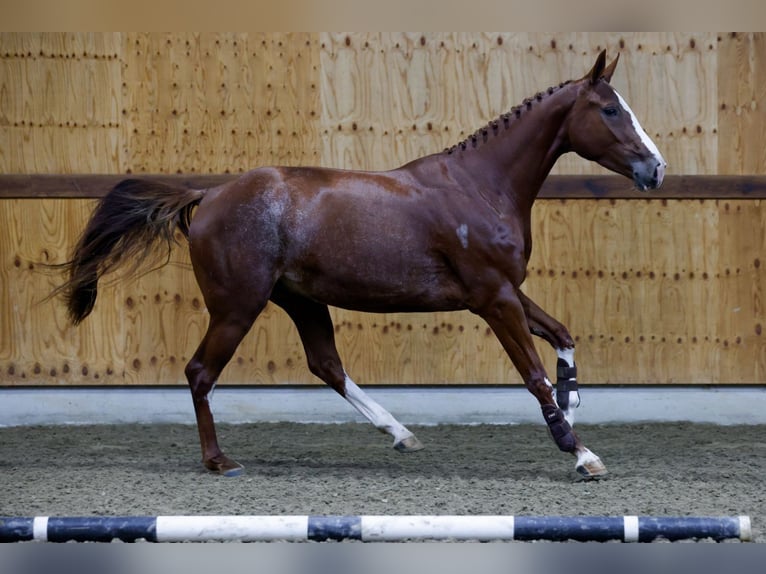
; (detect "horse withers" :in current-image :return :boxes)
[57,50,665,478]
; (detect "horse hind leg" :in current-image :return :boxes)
[344,373,424,453]
[185,309,262,476]
[272,289,423,453]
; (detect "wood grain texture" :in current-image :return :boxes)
[1,199,125,385]
[1,33,764,388]
[0,33,122,174]
[0,32,744,175]
[526,199,765,384]
[717,33,766,174]
[121,32,321,175]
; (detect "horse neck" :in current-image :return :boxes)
[453,82,578,210]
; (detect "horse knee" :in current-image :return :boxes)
[524,372,555,403]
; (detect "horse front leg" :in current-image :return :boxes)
[518,290,581,426]
[474,285,606,479]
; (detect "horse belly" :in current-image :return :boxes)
[281,248,467,313]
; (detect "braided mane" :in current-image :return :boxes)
[444,80,573,155]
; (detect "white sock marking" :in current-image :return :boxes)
[556,347,575,368]
[576,447,601,470]
[343,375,414,445]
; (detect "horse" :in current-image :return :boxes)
[56,50,665,478]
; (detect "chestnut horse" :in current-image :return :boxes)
[57,51,665,478]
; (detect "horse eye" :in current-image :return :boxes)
[603,106,619,117]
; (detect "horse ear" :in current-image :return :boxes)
[587,49,607,85]
[602,53,620,83]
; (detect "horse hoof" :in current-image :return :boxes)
[575,459,608,480]
[204,456,245,477]
[221,465,245,477]
[394,435,424,453]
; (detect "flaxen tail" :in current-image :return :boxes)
[56,179,204,325]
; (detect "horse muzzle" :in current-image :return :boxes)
[632,158,666,191]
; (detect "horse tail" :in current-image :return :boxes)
[56,178,204,325]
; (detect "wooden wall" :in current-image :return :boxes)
[1,32,765,387]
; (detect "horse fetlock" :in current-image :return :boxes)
[204,453,245,477]
[541,404,576,453]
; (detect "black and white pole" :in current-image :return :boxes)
[0,515,751,543]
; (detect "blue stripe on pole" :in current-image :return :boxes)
[0,515,750,543]
[46,516,157,543]
[514,516,625,542]
[0,517,34,542]
[637,516,743,542]
[308,515,362,541]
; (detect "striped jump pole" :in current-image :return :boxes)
[0,515,751,543]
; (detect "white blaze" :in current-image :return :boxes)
[614,90,667,172]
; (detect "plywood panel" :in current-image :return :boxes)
[717,32,766,174]
[0,33,122,173]
[0,31,747,176]
[121,32,320,174]
[0,32,122,57]
[525,199,766,384]
[1,199,125,385]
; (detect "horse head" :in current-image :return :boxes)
[567,50,666,191]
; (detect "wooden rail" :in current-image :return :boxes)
[1,174,766,200]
